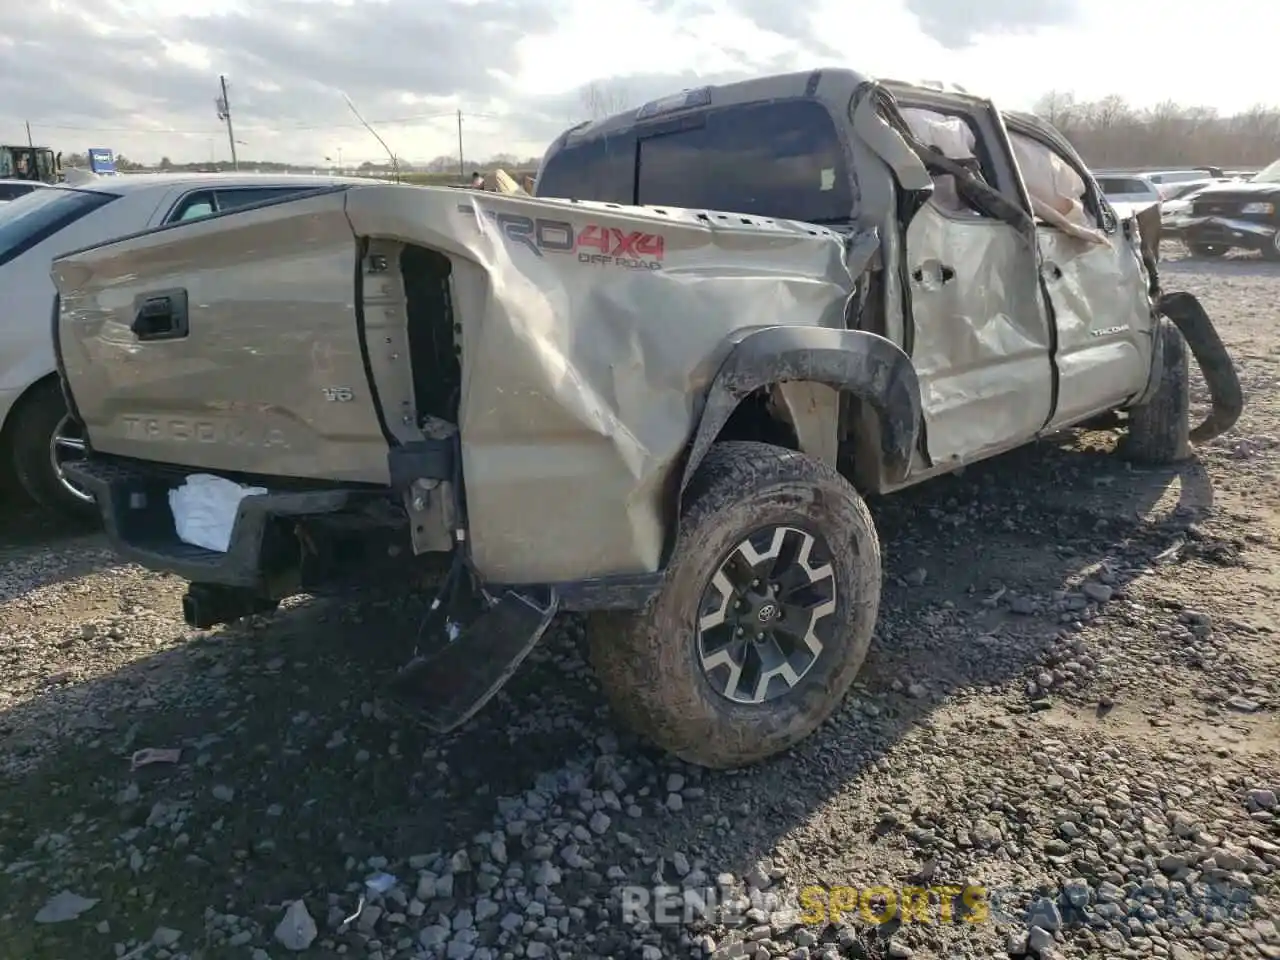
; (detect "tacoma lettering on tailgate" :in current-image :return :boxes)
[121,415,290,449]
[459,205,665,271]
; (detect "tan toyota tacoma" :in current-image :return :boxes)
[49,70,1242,769]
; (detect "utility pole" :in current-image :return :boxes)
[456,109,464,178]
[25,121,33,147]
[215,75,239,171]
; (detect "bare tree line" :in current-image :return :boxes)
[580,80,635,121]
[1034,92,1280,168]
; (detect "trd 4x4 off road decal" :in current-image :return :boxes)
[459,205,665,271]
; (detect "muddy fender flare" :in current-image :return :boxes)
[678,326,922,505]
[1157,291,1243,444]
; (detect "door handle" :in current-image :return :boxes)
[1043,262,1063,281]
[131,289,189,341]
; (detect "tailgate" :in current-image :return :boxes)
[51,188,393,484]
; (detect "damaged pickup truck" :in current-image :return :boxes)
[49,69,1243,770]
[1178,157,1280,260]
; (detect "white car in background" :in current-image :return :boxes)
[0,172,387,518]
[1142,168,1222,197]
[1094,172,1163,208]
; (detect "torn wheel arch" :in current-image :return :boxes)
[675,325,922,531]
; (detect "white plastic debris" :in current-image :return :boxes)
[365,872,397,894]
[274,899,318,952]
[168,473,267,553]
[34,890,98,923]
[130,747,181,770]
[338,894,365,934]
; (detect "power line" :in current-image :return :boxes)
[277,111,462,130]
[20,110,509,135]
[235,110,508,131]
[17,105,528,170]
[24,122,223,134]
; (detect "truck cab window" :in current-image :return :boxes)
[636,100,854,223]
[898,107,1000,219]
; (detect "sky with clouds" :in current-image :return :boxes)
[1,0,1276,167]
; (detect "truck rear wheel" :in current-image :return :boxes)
[1121,318,1191,465]
[587,441,881,769]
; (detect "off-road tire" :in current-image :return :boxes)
[586,441,881,769]
[1187,242,1228,259]
[1262,229,1280,263]
[7,379,96,521]
[1121,318,1191,464]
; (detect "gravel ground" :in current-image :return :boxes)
[1,247,1277,960]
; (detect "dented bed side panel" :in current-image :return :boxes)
[54,183,862,585]
[343,188,859,584]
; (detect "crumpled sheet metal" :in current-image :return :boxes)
[904,202,1052,464]
[345,188,858,583]
[1036,218,1156,427]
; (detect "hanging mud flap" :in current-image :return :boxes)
[1158,291,1244,444]
[393,586,559,732]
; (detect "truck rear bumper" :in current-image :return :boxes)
[66,457,664,619]
[65,458,352,594]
